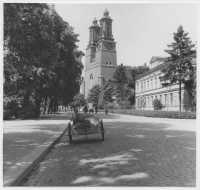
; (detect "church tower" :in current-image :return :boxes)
[82,9,118,98]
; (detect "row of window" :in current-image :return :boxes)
[137,77,162,92]
[137,93,174,107]
[106,62,112,65]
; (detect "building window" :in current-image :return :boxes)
[109,62,112,65]
[160,95,162,102]
[151,96,153,106]
[155,78,157,89]
[90,74,93,89]
[106,62,108,65]
[147,81,149,91]
[148,97,149,106]
[137,83,139,92]
[151,79,153,89]
[155,95,157,99]
[144,82,146,91]
[165,94,167,106]
[141,83,143,92]
[170,93,173,105]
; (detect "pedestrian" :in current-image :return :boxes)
[105,108,108,115]
[95,106,98,114]
[83,105,88,113]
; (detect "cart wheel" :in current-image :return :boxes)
[101,119,104,141]
[68,123,73,143]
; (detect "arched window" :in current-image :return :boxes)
[107,26,110,34]
[90,74,93,88]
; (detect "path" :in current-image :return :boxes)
[18,113,196,187]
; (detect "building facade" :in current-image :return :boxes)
[135,56,194,111]
[81,9,118,98]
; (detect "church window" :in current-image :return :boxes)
[107,26,110,34]
[90,74,93,89]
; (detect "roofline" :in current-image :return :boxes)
[135,63,165,80]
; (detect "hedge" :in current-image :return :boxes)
[106,109,196,119]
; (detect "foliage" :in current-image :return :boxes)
[138,96,146,110]
[72,93,87,109]
[118,100,132,109]
[129,63,150,86]
[98,79,114,107]
[104,102,116,109]
[109,109,196,119]
[87,84,101,107]
[18,103,36,119]
[4,3,84,119]
[3,99,22,120]
[128,63,150,104]
[113,64,128,101]
[160,25,196,111]
[152,98,165,110]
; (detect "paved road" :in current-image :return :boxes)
[18,113,196,187]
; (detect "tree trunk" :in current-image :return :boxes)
[48,97,53,114]
[179,80,181,112]
[43,96,47,115]
[23,92,30,108]
[35,96,42,118]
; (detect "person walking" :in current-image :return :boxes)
[95,106,98,114]
[105,107,108,115]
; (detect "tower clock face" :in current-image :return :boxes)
[104,42,113,50]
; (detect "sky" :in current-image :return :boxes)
[54,2,197,69]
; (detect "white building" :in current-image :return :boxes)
[135,56,195,111]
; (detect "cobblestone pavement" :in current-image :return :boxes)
[19,114,196,187]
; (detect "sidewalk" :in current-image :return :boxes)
[3,112,72,186]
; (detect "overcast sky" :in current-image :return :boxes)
[54,3,197,69]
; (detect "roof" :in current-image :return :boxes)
[149,56,167,63]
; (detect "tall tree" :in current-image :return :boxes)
[113,63,128,101]
[87,84,101,107]
[4,3,84,118]
[129,63,150,89]
[160,25,195,111]
[98,79,114,107]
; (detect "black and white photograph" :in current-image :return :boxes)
[2,0,198,188]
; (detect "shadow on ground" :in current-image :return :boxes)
[19,120,196,187]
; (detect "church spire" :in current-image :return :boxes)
[88,18,100,46]
[99,9,114,41]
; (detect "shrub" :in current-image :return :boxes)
[3,99,22,120]
[110,109,196,119]
[18,104,35,119]
[118,100,132,109]
[104,102,116,109]
[152,99,165,110]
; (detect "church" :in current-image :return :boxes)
[81,9,118,98]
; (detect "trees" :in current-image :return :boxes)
[98,79,114,108]
[72,93,87,110]
[138,96,146,110]
[160,25,195,112]
[87,84,101,107]
[113,63,128,101]
[4,3,84,119]
[152,99,165,110]
[129,63,150,88]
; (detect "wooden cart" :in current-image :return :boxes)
[67,119,105,143]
